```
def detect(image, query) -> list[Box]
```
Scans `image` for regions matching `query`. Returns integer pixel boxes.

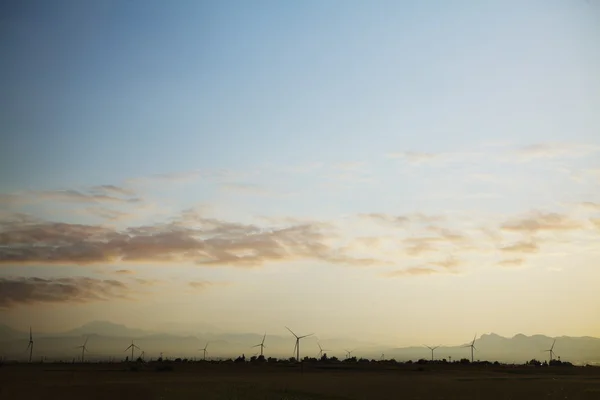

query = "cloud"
[126,169,237,186]
[37,189,142,204]
[1,189,142,207]
[83,207,131,221]
[500,241,539,253]
[0,277,129,308]
[218,183,275,196]
[188,280,230,290]
[404,237,439,256]
[115,269,135,275]
[497,258,524,267]
[591,218,600,230]
[513,143,600,161]
[0,212,379,267]
[134,278,162,286]
[384,259,460,277]
[384,267,440,277]
[359,213,446,227]
[501,212,583,233]
[385,150,484,166]
[430,256,461,271]
[579,202,600,211]
[359,213,409,226]
[90,185,136,197]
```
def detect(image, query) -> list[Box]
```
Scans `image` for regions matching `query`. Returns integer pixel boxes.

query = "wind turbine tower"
[26,327,34,363]
[462,335,477,363]
[252,334,266,357]
[200,342,209,361]
[344,349,355,359]
[76,337,90,362]
[286,327,313,362]
[543,339,556,363]
[317,342,330,358]
[424,345,440,362]
[125,340,141,361]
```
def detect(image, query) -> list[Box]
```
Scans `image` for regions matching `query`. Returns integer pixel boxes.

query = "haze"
[1,0,599,349]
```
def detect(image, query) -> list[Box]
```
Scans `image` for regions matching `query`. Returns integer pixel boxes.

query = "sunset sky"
[1,0,599,347]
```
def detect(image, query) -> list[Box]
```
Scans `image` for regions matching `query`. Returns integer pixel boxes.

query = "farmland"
[1,362,599,400]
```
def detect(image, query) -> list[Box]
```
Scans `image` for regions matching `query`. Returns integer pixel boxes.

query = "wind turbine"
[344,349,355,359]
[125,340,141,361]
[462,335,477,363]
[424,345,440,361]
[76,337,90,362]
[317,342,330,358]
[543,339,556,363]
[26,327,34,363]
[252,334,267,357]
[199,342,209,361]
[285,327,313,362]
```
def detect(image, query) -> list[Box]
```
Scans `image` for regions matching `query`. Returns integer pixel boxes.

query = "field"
[1,362,600,400]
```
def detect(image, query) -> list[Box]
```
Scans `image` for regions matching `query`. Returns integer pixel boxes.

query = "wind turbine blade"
[262,333,266,344]
[252,344,260,348]
[84,337,89,346]
[472,346,477,351]
[299,333,314,339]
[285,327,298,338]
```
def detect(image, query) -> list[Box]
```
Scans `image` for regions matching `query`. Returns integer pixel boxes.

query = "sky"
[1,0,599,347]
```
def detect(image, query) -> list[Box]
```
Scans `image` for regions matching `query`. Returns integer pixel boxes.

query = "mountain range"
[2,321,599,365]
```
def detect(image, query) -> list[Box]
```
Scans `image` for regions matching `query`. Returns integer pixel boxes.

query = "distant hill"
[386,333,600,365]
[1,323,598,365]
[0,324,23,341]
[62,321,150,338]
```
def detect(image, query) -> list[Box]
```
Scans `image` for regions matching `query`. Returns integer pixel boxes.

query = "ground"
[1,362,599,399]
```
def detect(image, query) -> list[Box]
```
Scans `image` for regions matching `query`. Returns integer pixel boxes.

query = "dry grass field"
[1,362,600,400]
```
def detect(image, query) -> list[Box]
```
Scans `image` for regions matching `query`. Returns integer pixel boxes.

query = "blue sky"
[1,0,599,346]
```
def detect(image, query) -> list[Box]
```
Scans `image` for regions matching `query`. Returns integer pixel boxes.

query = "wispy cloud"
[430,256,461,272]
[383,267,440,278]
[579,202,600,211]
[359,213,409,226]
[82,207,132,221]
[513,143,600,161]
[497,258,525,267]
[500,241,539,253]
[126,169,237,186]
[1,188,141,206]
[188,280,230,290]
[115,269,135,275]
[501,211,584,233]
[38,189,141,204]
[90,185,136,197]
[0,277,129,308]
